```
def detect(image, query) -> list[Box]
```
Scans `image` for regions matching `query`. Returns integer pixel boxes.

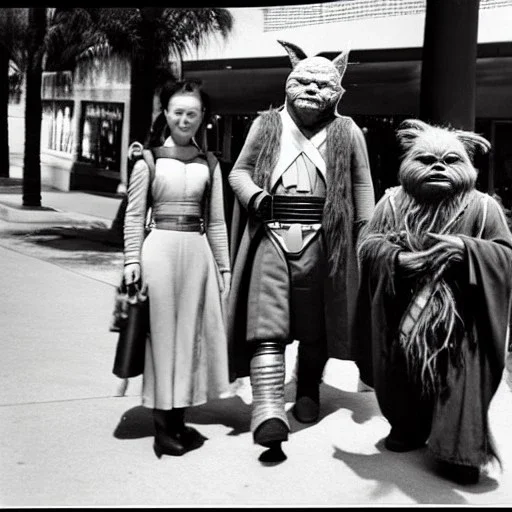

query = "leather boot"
[250,341,290,450]
[153,408,187,458]
[292,341,328,423]
[179,408,207,452]
[153,408,206,458]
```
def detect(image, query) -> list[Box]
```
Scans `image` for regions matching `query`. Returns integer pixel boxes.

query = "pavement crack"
[0,395,135,407]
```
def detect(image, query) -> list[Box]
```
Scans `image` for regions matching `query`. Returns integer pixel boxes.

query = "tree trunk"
[420,0,480,131]
[0,47,10,178]
[22,7,47,207]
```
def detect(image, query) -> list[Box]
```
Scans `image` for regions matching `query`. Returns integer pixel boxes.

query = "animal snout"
[431,163,446,172]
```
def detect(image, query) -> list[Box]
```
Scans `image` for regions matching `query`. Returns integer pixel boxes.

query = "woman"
[123,80,231,458]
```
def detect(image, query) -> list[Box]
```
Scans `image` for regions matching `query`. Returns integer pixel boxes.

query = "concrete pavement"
[1,182,512,507]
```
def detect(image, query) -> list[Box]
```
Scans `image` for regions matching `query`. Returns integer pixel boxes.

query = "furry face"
[397,119,490,203]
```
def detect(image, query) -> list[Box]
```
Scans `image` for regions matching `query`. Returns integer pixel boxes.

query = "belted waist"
[153,214,205,233]
[269,195,325,224]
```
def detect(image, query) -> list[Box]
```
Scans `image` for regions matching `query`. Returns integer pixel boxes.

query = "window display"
[41,101,74,154]
[79,101,124,172]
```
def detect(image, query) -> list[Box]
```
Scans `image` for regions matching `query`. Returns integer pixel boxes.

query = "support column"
[420,0,480,131]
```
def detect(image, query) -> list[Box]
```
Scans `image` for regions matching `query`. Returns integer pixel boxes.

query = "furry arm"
[357,196,403,283]
[206,162,231,273]
[124,159,150,265]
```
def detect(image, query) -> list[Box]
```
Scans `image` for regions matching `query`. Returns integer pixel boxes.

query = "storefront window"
[206,114,256,163]
[79,101,124,172]
[41,100,74,154]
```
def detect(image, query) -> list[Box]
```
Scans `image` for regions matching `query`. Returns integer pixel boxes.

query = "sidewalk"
[0,179,122,225]
[1,178,512,507]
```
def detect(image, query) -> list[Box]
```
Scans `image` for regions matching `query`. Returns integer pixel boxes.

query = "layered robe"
[227,107,375,380]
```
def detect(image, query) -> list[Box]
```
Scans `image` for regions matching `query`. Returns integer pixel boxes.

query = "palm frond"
[159,8,234,60]
[0,8,29,70]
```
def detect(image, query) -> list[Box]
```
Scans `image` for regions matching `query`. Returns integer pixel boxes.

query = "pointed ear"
[277,40,308,68]
[454,130,491,158]
[332,50,350,80]
[396,119,430,152]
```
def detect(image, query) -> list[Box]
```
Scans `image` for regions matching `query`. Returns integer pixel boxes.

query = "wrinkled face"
[286,57,342,115]
[399,128,477,202]
[165,92,204,146]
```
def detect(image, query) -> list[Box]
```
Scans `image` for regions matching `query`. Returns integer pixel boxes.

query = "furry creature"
[356,118,512,483]
[360,119,491,394]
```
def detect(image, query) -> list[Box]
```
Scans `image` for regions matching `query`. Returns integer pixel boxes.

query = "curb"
[0,201,110,225]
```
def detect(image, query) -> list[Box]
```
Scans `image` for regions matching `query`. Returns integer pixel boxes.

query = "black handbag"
[112,281,150,378]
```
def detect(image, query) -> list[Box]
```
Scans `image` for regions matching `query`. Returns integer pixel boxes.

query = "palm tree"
[20,7,232,209]
[44,7,233,146]
[0,8,28,178]
[22,7,47,206]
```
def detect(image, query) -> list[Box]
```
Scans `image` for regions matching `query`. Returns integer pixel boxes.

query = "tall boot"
[292,340,328,423]
[153,408,187,458]
[180,408,207,452]
[250,341,290,450]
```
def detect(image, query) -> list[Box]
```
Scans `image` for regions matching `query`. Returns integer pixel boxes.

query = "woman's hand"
[124,263,141,286]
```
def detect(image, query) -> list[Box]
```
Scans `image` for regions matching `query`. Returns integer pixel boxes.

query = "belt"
[268,195,325,224]
[153,215,205,233]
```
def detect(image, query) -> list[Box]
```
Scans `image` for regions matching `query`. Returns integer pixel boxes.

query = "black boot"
[153,408,206,458]
[292,341,328,424]
[153,408,187,458]
[179,408,207,452]
[384,426,428,452]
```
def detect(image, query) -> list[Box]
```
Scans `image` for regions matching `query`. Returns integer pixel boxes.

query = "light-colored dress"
[124,140,231,409]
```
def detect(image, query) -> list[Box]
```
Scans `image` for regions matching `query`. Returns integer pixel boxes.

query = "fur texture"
[359,119,491,395]
[253,109,353,276]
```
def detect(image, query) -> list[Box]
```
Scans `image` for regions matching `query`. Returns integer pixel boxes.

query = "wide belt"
[268,195,325,224]
[153,214,205,233]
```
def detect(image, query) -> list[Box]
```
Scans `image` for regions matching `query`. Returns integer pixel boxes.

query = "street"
[0,197,511,507]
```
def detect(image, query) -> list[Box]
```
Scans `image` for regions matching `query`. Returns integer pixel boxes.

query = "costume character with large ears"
[227,40,375,459]
[354,119,512,484]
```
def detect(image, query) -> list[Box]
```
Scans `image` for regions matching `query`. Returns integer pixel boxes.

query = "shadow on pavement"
[7,225,123,252]
[332,438,500,505]
[187,396,252,436]
[113,395,252,440]
[113,405,153,439]
[286,382,381,435]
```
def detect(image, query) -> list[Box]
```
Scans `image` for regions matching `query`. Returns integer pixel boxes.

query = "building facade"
[184,0,512,205]
[7,1,512,205]
[9,55,132,194]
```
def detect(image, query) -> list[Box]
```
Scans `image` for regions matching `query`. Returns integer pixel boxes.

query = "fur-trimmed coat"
[227,108,375,380]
